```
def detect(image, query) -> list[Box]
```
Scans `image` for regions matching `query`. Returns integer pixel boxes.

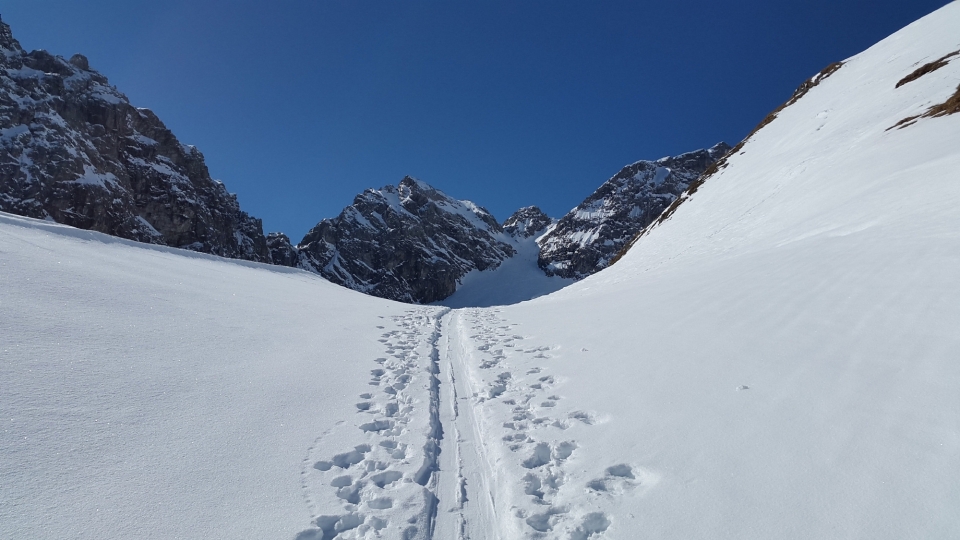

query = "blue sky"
[2,1,949,239]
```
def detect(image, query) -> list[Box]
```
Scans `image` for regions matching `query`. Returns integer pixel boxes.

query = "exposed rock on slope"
[297,176,516,304]
[0,17,269,261]
[537,143,730,279]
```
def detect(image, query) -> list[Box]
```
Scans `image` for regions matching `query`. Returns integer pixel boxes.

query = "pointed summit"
[297,177,515,303]
[503,206,552,238]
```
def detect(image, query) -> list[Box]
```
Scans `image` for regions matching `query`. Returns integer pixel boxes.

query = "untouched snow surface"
[0,214,419,539]
[438,233,574,308]
[4,4,960,539]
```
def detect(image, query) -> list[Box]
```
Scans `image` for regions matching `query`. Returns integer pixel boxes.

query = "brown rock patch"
[895,50,959,88]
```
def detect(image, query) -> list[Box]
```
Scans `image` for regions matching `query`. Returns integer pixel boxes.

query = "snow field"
[439,233,574,309]
[0,214,416,540]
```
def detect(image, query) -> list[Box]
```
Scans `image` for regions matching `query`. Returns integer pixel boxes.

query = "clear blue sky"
[2,1,949,240]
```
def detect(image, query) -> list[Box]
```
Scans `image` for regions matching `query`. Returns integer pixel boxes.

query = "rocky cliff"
[502,205,552,238]
[0,17,269,261]
[537,143,731,279]
[296,176,516,303]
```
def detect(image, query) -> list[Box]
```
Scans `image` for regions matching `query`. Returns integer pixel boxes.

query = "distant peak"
[504,206,552,238]
[709,141,733,156]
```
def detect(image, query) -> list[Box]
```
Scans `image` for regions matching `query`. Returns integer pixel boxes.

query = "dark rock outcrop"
[537,143,731,279]
[266,232,301,267]
[0,16,269,261]
[503,206,552,238]
[296,176,515,304]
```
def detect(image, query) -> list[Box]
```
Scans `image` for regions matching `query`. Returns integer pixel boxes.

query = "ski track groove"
[295,307,631,539]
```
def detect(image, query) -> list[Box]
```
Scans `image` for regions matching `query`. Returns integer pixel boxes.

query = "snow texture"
[3,4,960,540]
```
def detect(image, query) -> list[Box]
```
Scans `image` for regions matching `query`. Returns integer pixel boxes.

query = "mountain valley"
[3,4,960,540]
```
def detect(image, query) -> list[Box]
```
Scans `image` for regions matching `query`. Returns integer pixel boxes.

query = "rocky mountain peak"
[0,16,23,53]
[295,177,515,303]
[503,206,552,238]
[0,18,269,262]
[537,143,730,279]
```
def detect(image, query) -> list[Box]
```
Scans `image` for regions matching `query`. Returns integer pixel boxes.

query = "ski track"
[297,308,447,540]
[296,307,636,539]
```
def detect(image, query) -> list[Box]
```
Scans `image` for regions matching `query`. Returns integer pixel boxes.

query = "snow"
[90,84,124,104]
[133,216,162,238]
[367,187,419,221]
[128,157,191,184]
[0,124,29,143]
[437,234,574,308]
[70,164,119,188]
[650,165,670,186]
[434,196,497,233]
[0,212,415,540]
[128,133,159,146]
[3,4,960,540]
[462,5,960,537]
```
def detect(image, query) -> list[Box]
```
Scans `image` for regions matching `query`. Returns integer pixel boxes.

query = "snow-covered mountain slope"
[0,17,269,261]
[438,207,574,308]
[537,143,730,279]
[454,3,960,538]
[4,4,960,540]
[293,176,517,304]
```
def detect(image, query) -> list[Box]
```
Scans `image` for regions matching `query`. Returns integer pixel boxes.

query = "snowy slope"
[0,212,428,539]
[437,231,574,308]
[537,144,729,279]
[446,4,960,538]
[3,4,960,540]
[436,205,574,308]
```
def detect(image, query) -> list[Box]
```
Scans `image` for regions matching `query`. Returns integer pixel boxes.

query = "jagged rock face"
[0,18,269,261]
[297,176,516,304]
[503,206,552,238]
[538,143,731,279]
[266,232,300,267]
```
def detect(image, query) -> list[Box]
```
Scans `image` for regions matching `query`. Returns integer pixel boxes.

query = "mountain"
[3,4,960,540]
[537,143,730,279]
[0,15,727,299]
[0,16,269,262]
[502,205,552,238]
[295,176,516,304]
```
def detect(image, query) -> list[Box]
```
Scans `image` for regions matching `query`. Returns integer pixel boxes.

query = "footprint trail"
[295,307,647,539]
[297,308,448,540]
